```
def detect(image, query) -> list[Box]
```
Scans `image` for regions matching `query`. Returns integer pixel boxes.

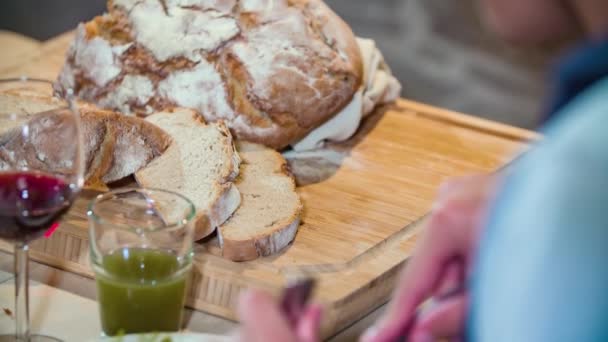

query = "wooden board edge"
[323,259,403,339]
[396,98,540,142]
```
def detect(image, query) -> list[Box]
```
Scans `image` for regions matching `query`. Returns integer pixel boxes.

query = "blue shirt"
[468,40,608,341]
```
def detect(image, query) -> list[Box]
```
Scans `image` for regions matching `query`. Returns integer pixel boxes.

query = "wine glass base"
[0,334,63,342]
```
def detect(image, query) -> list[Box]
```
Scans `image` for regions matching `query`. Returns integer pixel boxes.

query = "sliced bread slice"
[135,108,241,240]
[218,141,302,261]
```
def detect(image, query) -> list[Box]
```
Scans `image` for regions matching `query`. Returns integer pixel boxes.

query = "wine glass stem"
[14,243,30,341]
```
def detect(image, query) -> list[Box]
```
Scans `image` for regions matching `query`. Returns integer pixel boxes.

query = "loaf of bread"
[135,108,242,240]
[55,0,363,149]
[0,91,171,191]
[218,141,302,261]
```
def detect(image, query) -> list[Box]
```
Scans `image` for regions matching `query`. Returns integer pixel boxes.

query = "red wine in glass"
[1,77,84,342]
[0,171,77,243]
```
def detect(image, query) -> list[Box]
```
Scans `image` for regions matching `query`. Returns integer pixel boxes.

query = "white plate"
[95,332,231,342]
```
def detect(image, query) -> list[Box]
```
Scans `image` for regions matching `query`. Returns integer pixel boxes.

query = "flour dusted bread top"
[55,0,363,149]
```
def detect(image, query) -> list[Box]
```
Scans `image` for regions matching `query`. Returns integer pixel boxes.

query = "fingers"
[237,288,322,342]
[434,258,465,298]
[362,174,496,342]
[361,215,466,341]
[436,174,489,198]
[237,289,298,342]
[296,304,323,342]
[435,174,499,240]
[436,174,497,208]
[409,294,468,342]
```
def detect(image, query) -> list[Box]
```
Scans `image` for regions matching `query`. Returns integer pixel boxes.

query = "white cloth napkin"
[290,37,402,151]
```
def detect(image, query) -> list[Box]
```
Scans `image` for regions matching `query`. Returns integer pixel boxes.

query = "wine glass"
[0,77,85,342]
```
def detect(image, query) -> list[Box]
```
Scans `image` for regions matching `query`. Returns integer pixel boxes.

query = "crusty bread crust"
[79,104,172,190]
[0,91,171,191]
[218,141,302,261]
[200,184,241,240]
[220,218,301,262]
[55,0,363,149]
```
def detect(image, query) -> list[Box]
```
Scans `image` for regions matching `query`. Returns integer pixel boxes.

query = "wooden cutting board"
[0,30,536,338]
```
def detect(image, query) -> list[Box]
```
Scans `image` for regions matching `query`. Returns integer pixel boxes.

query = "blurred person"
[327,0,565,130]
[236,0,608,341]
[381,0,568,129]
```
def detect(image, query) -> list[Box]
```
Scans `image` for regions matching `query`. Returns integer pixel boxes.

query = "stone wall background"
[1,0,563,129]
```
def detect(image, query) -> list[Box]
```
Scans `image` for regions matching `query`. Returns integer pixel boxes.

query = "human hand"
[362,174,499,342]
[235,288,323,342]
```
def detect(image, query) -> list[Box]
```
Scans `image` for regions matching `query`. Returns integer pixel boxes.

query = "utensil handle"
[280,278,316,327]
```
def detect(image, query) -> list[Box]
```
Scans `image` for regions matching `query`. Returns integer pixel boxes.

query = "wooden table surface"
[0,250,379,341]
